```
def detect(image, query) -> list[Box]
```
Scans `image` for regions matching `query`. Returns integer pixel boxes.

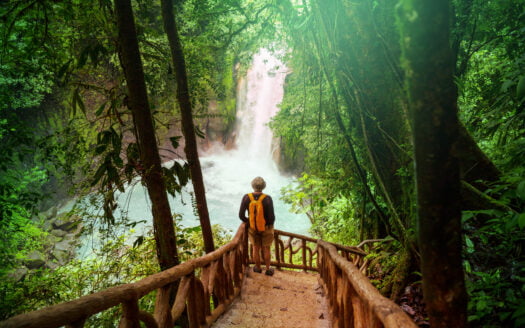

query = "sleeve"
[263,196,275,226]
[239,194,249,223]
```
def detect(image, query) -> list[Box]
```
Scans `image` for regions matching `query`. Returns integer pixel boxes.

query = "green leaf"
[501,79,514,92]
[465,236,475,253]
[73,89,85,115]
[98,130,111,145]
[126,143,139,162]
[195,126,205,139]
[518,213,525,230]
[112,152,123,168]
[124,164,134,182]
[170,136,182,149]
[107,163,118,181]
[517,181,525,201]
[94,144,107,155]
[133,236,145,248]
[110,127,121,152]
[462,211,475,223]
[77,45,90,68]
[171,161,189,187]
[57,59,72,78]
[517,75,525,99]
[95,102,107,116]
[91,162,107,186]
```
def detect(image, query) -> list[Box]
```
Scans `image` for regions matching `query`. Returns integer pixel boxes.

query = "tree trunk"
[160,0,215,253]
[399,0,468,327]
[114,0,179,270]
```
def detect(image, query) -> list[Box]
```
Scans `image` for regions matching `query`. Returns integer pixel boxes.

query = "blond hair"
[251,176,266,192]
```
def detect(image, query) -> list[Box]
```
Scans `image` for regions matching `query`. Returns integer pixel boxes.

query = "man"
[239,176,275,276]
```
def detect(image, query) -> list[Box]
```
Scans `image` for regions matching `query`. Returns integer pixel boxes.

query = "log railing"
[270,229,368,272]
[0,223,250,328]
[1,225,417,328]
[317,240,417,328]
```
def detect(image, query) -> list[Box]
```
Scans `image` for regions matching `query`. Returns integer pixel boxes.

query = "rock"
[45,261,60,270]
[43,206,58,220]
[52,213,81,232]
[51,249,70,265]
[54,239,74,253]
[6,266,29,282]
[31,214,40,223]
[52,219,77,231]
[24,250,46,269]
[45,233,61,245]
[43,219,54,231]
[50,229,67,237]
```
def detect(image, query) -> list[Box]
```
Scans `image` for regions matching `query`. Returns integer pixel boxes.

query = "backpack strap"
[248,193,266,201]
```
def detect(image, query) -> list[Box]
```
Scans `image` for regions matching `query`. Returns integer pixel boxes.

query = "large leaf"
[170,136,182,149]
[517,75,525,99]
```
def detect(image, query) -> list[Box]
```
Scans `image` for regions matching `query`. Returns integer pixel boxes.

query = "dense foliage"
[0,0,274,321]
[270,0,525,326]
[1,0,524,326]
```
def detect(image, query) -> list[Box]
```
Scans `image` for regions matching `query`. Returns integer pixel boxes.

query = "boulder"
[43,206,58,220]
[51,249,70,265]
[6,266,29,282]
[24,250,46,269]
[50,229,67,237]
[45,233,61,245]
[43,218,54,231]
[52,219,78,231]
[54,238,74,253]
[52,213,82,232]
[45,261,60,270]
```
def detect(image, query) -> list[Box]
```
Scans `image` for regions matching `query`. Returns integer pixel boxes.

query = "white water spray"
[79,50,310,257]
[196,49,309,234]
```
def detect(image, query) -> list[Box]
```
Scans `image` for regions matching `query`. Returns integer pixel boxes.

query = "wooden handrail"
[270,229,368,272]
[0,223,250,328]
[1,225,416,328]
[317,240,417,328]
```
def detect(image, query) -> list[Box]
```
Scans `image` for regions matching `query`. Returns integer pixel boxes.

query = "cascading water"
[78,50,309,257]
[195,49,310,234]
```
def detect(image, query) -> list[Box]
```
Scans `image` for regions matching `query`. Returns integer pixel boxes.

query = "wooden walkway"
[212,269,331,328]
[0,226,417,328]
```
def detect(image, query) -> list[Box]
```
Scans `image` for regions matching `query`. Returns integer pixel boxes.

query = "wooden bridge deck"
[212,269,331,328]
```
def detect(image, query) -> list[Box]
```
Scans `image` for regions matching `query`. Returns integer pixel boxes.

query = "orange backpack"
[248,193,266,232]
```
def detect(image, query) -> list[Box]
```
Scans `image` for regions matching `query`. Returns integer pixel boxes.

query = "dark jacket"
[239,192,275,227]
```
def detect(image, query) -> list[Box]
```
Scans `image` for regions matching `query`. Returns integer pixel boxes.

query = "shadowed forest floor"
[211,268,331,328]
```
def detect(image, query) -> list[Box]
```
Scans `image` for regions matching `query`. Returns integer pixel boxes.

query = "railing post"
[120,296,141,328]
[186,275,199,328]
[65,317,87,328]
[274,232,281,269]
[302,239,307,271]
[154,285,173,327]
[243,224,251,266]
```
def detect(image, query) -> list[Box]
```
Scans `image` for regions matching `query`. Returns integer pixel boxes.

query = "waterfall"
[78,50,310,257]
[195,49,309,235]
[234,49,285,163]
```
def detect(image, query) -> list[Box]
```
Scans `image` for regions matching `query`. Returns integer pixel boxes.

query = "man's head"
[251,176,266,192]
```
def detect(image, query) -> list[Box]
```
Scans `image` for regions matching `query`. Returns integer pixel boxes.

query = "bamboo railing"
[1,224,417,328]
[317,240,418,328]
[0,224,250,328]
